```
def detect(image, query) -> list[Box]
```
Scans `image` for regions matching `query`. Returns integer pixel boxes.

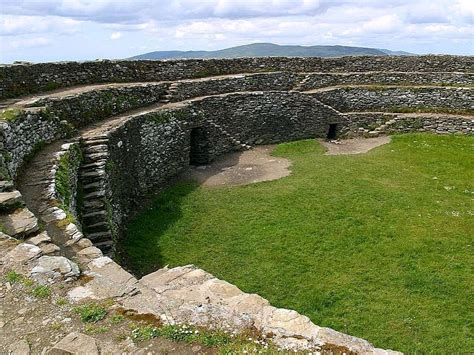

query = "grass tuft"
[5,270,22,284]
[32,285,51,298]
[73,303,108,323]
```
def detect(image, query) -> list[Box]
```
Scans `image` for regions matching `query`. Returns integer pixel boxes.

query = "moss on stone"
[150,109,189,124]
[55,144,83,222]
[0,108,24,122]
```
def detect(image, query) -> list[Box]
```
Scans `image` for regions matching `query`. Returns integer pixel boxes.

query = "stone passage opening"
[327,123,338,139]
[189,127,210,165]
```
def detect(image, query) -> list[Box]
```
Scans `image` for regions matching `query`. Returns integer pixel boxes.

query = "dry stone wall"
[169,72,301,101]
[0,111,71,179]
[1,55,473,99]
[192,92,341,148]
[106,108,193,239]
[102,91,341,245]
[33,83,168,127]
[296,72,474,91]
[312,86,474,113]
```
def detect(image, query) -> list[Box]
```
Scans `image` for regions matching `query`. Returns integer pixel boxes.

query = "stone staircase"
[367,116,401,137]
[205,118,252,151]
[159,82,179,104]
[292,74,312,91]
[80,136,113,254]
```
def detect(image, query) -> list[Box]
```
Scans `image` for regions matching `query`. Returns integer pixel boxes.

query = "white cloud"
[0,0,473,62]
[0,15,80,36]
[110,31,122,40]
[1,36,52,50]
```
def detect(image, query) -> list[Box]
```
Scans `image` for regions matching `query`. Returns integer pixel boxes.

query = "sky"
[0,0,473,63]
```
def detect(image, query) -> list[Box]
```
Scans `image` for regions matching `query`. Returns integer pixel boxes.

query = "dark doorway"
[327,123,338,139]
[189,127,210,165]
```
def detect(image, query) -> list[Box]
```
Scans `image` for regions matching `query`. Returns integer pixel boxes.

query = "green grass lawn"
[119,134,474,353]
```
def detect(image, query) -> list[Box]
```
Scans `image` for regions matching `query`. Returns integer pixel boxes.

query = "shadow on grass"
[116,181,199,278]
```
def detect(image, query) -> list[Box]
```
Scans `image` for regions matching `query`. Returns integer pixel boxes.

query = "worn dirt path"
[179,145,291,187]
[319,136,391,155]
[180,137,392,188]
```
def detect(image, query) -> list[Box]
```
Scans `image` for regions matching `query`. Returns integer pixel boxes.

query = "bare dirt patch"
[319,136,391,155]
[179,145,291,187]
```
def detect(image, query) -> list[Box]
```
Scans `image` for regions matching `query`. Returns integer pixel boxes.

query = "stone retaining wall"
[340,112,474,136]
[169,72,301,101]
[104,92,341,231]
[0,84,166,179]
[1,55,472,99]
[296,72,474,91]
[34,83,167,128]
[106,108,194,236]
[312,86,474,113]
[0,111,71,179]
[192,92,342,149]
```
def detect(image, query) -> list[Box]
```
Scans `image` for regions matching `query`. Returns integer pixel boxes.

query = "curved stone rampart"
[1,55,472,99]
[1,56,473,353]
[311,86,474,113]
[295,71,474,91]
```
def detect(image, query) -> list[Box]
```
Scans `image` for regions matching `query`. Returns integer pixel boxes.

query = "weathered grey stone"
[2,243,42,268]
[41,207,67,223]
[49,332,98,355]
[25,231,51,246]
[0,190,23,210]
[120,264,401,353]
[40,242,61,255]
[68,257,137,301]
[75,246,102,265]
[8,339,30,355]
[0,208,39,238]
[30,255,80,284]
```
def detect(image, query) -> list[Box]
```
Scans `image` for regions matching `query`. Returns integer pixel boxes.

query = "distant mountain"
[379,49,414,56]
[131,43,414,60]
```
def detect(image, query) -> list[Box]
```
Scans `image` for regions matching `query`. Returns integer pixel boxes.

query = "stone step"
[83,135,108,142]
[82,210,107,224]
[94,240,114,253]
[0,208,39,239]
[81,161,106,170]
[82,181,105,192]
[81,169,105,179]
[84,152,109,163]
[86,221,109,234]
[87,231,112,242]
[0,190,24,212]
[82,139,109,146]
[25,231,51,246]
[84,190,106,200]
[83,145,108,154]
[83,199,105,210]
[40,242,61,255]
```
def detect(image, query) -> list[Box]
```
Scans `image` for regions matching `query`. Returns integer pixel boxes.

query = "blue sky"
[0,0,473,63]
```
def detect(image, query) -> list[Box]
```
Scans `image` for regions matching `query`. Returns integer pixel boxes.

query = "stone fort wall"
[0,55,473,353]
[1,55,473,98]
